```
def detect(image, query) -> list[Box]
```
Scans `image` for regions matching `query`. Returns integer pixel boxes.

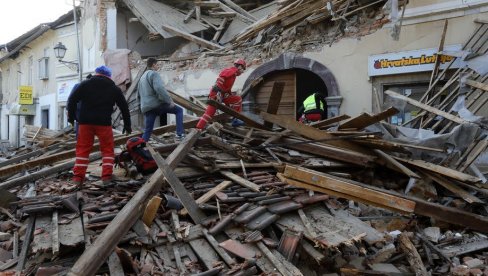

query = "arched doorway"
[243,53,342,120]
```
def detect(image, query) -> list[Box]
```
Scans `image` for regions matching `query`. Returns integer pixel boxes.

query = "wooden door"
[253,70,296,118]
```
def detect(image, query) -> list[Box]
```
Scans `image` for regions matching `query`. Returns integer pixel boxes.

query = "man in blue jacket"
[67,65,131,186]
[138,57,184,142]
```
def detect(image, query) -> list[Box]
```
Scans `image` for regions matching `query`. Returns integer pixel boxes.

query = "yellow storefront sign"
[19,86,33,105]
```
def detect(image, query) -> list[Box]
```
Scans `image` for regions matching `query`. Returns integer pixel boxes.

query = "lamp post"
[54,42,80,74]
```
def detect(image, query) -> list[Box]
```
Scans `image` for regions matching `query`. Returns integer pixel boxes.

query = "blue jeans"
[142,103,184,142]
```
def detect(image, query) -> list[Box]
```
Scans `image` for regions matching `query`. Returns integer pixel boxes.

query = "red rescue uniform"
[196,67,242,129]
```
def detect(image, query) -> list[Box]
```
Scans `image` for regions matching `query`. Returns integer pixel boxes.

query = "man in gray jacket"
[138,57,184,141]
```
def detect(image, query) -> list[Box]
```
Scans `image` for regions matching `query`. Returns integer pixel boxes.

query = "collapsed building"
[0,0,488,275]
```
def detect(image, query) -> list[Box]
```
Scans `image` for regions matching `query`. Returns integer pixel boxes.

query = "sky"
[0,0,76,45]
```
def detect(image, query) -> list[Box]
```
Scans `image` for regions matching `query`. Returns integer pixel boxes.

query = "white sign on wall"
[368,44,466,76]
[57,80,78,102]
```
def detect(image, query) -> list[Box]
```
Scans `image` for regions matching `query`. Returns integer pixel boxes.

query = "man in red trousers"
[67,65,131,186]
[196,59,246,130]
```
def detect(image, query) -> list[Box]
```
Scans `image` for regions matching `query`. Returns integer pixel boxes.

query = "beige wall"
[304,12,488,117]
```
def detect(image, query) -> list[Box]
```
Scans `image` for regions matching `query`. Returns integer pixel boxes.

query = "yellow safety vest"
[303,94,324,112]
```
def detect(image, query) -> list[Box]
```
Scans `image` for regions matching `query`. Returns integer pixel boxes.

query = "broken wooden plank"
[208,99,269,130]
[220,170,260,192]
[464,78,488,93]
[260,112,369,154]
[147,143,206,224]
[162,24,223,50]
[264,81,285,129]
[312,114,351,129]
[338,107,399,130]
[395,157,481,184]
[282,165,416,213]
[180,180,231,216]
[374,149,420,179]
[398,232,428,276]
[142,196,162,226]
[426,172,484,204]
[384,90,469,125]
[68,129,201,276]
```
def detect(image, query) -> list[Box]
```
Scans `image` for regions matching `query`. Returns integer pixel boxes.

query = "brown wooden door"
[253,70,296,118]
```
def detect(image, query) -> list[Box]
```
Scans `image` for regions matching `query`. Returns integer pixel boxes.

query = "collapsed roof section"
[118,0,391,54]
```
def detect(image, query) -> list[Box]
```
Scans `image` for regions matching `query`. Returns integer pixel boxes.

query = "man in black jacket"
[67,65,131,186]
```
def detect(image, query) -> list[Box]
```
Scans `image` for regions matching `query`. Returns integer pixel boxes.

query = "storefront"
[368,45,467,127]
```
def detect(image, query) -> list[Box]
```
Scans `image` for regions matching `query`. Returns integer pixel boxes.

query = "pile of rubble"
[0,88,487,275]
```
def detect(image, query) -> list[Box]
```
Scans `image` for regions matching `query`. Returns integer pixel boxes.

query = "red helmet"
[234,59,246,70]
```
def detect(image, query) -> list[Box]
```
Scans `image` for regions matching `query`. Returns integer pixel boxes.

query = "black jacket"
[67,75,131,128]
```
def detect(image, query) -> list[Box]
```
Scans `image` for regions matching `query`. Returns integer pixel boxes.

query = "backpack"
[124,137,158,174]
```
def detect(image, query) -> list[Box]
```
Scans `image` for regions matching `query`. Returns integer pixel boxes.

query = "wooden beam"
[465,78,488,92]
[395,157,480,184]
[398,233,428,276]
[281,166,488,233]
[208,100,268,130]
[312,114,351,128]
[180,180,232,215]
[161,24,223,50]
[373,149,420,179]
[220,170,260,192]
[168,89,206,116]
[428,19,448,90]
[282,165,416,213]
[264,82,285,129]
[68,130,201,276]
[260,112,369,154]
[281,137,376,167]
[220,0,257,21]
[426,172,484,204]
[384,90,469,125]
[338,107,399,130]
[147,143,206,224]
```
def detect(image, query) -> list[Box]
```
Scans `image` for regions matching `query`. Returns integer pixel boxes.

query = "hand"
[169,102,176,109]
[123,126,132,135]
[68,118,75,126]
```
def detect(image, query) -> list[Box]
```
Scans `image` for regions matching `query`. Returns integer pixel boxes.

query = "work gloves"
[123,126,132,135]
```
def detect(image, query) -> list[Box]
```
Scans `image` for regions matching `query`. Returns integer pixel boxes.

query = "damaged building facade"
[0,10,84,147]
[1,1,488,275]
[1,0,488,145]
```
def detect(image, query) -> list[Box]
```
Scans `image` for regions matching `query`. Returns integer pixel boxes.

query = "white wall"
[36,93,57,130]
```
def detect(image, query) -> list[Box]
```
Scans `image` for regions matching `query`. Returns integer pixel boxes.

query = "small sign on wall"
[57,80,78,102]
[19,86,33,104]
[368,44,466,76]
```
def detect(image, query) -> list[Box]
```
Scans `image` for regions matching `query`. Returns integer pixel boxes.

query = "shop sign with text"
[368,45,466,76]
[19,86,33,105]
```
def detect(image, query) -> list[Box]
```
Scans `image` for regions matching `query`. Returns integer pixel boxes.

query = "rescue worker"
[67,65,131,186]
[196,59,246,130]
[298,92,327,124]
[138,57,185,142]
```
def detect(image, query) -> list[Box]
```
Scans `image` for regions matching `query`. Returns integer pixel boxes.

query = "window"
[38,57,49,80]
[28,56,33,85]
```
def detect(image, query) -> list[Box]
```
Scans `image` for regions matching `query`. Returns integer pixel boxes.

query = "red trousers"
[196,89,242,129]
[72,124,115,183]
[299,113,322,123]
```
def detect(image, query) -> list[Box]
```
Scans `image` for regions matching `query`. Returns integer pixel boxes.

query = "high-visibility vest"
[303,93,324,112]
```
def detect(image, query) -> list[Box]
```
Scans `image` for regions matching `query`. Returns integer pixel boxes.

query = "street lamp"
[54,42,79,72]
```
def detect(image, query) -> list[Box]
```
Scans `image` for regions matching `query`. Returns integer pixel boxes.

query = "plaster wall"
[304,12,488,117]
